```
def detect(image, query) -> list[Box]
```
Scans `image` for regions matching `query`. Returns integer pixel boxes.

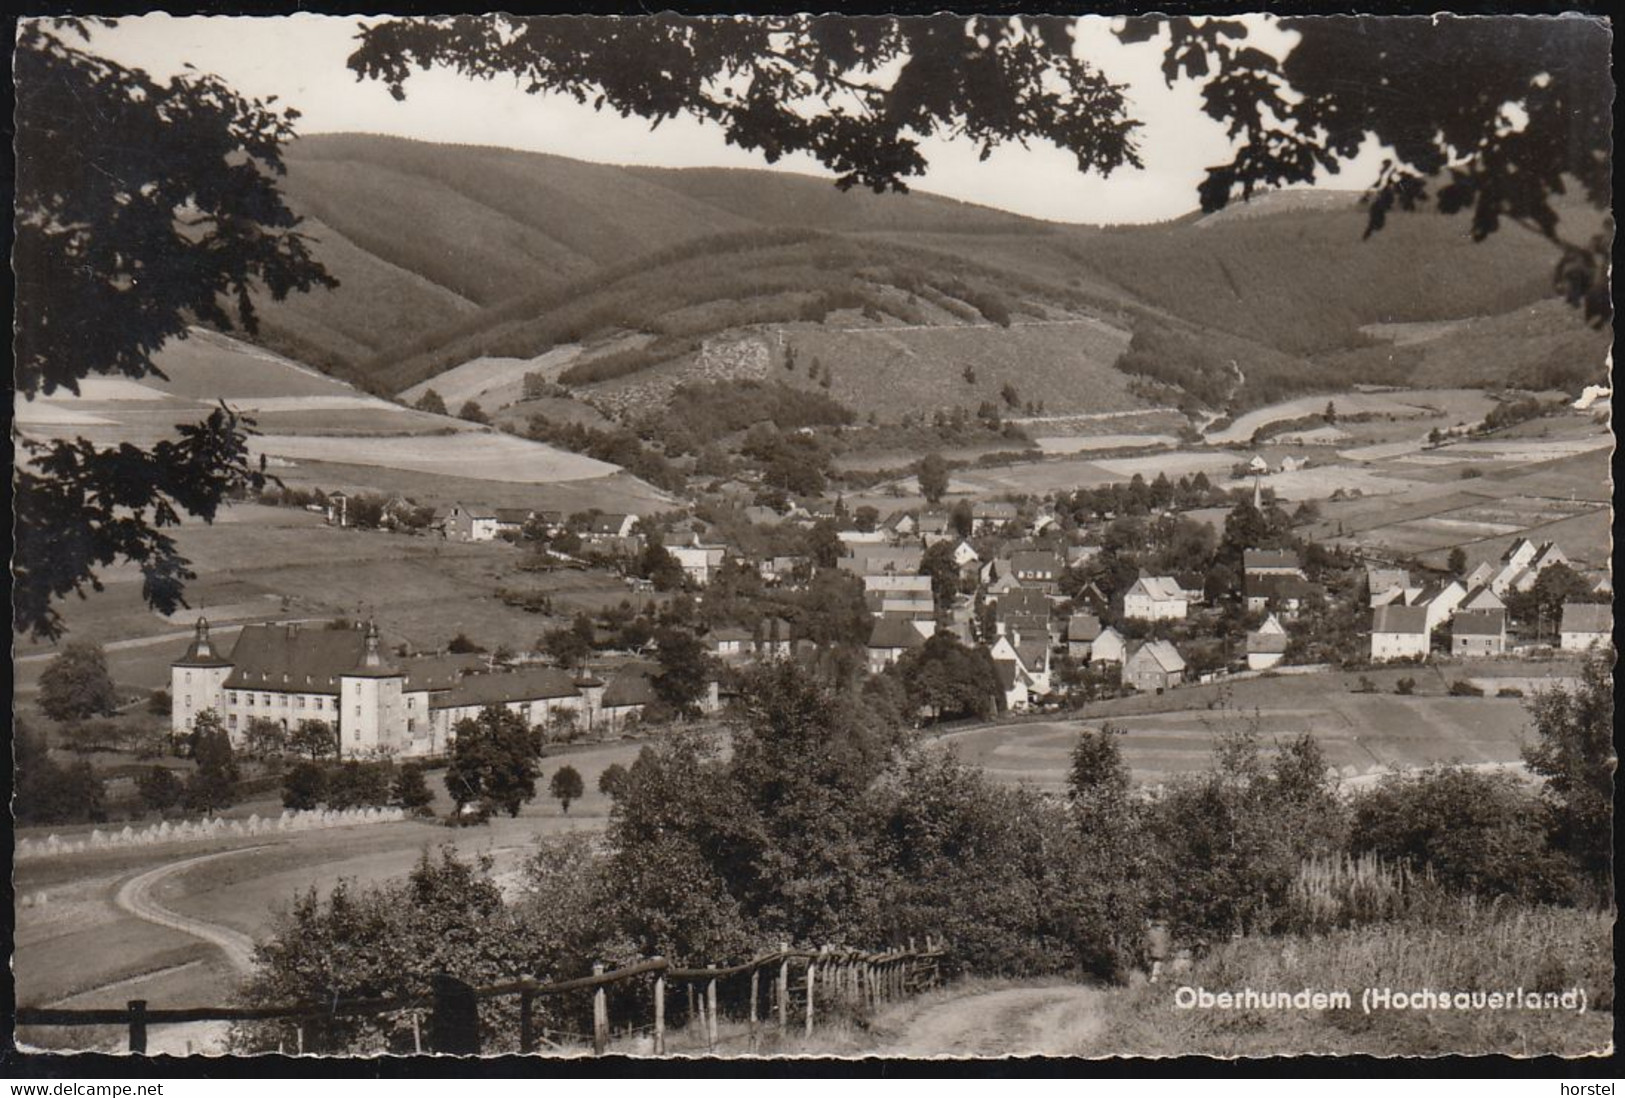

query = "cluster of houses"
[1366,538,1611,660]
[170,617,709,759]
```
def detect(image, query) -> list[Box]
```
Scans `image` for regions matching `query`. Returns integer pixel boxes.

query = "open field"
[249,430,618,483]
[13,740,647,1040]
[12,506,656,699]
[936,661,1577,793]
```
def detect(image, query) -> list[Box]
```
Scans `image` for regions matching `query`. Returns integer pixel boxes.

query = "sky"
[79,13,1387,225]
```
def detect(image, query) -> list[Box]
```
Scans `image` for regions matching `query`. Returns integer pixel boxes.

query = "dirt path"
[880,984,1107,1057]
[114,845,278,974]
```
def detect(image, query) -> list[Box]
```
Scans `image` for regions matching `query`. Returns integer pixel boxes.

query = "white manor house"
[170,618,668,757]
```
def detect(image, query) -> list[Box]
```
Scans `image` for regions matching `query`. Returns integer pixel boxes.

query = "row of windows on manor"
[180,689,426,718]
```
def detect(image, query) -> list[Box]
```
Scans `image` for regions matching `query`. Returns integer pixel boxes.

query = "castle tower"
[170,617,233,738]
[340,620,405,758]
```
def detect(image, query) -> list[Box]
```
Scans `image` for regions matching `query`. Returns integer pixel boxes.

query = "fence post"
[804,953,817,1037]
[430,973,480,1055]
[777,943,790,1033]
[519,984,536,1054]
[411,1011,422,1054]
[127,1000,147,1055]
[653,975,666,1056]
[592,963,608,1055]
[705,967,719,1052]
[749,967,760,1051]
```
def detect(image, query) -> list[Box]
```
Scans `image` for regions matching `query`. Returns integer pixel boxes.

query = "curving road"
[880,985,1107,1057]
[114,845,279,975]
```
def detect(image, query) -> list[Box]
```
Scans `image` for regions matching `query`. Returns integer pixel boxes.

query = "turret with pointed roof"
[174,616,233,668]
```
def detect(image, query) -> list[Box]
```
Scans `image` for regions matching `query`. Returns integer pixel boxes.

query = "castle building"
[170,618,700,758]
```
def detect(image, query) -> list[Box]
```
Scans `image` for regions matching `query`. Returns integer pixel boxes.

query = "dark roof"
[174,619,233,668]
[1561,602,1612,634]
[997,588,1050,618]
[868,616,927,650]
[1245,574,1315,599]
[400,654,486,691]
[1451,609,1506,636]
[708,625,754,644]
[1011,550,1063,575]
[434,666,580,709]
[992,659,1021,691]
[602,660,661,708]
[492,507,533,524]
[1372,605,1428,635]
[1244,548,1301,570]
[1013,640,1048,670]
[1067,614,1102,642]
[224,625,367,693]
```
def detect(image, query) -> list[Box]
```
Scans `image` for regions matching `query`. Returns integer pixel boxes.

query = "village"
[167,452,1614,759]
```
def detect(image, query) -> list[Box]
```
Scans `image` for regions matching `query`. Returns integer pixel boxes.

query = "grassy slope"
[235,134,1606,419]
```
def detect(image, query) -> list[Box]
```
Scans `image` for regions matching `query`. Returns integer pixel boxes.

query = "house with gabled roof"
[1067,614,1102,660]
[1091,626,1127,665]
[1011,549,1065,593]
[1460,584,1505,613]
[863,573,935,617]
[1451,609,1507,657]
[1243,548,1304,577]
[991,633,1052,706]
[1559,602,1612,651]
[1244,573,1315,617]
[1412,577,1466,633]
[866,614,929,674]
[1246,614,1289,670]
[669,542,728,586]
[1123,576,1190,621]
[1371,604,1429,661]
[1122,640,1186,693]
[971,500,1020,533]
[1366,565,1419,608]
[447,502,501,542]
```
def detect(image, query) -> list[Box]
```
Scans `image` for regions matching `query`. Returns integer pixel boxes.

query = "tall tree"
[651,627,716,719]
[917,453,950,505]
[1523,650,1615,901]
[445,706,542,820]
[13,19,335,639]
[38,641,119,722]
[183,710,240,815]
[549,765,585,814]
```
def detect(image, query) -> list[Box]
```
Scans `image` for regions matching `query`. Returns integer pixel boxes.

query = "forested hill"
[247,132,1608,413]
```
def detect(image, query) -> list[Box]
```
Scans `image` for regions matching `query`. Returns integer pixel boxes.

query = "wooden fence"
[15,938,945,1056]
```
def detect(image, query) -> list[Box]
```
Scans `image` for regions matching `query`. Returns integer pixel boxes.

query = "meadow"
[12,739,647,1039]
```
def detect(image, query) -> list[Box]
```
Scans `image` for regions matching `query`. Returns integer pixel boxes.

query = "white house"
[1123,576,1190,621]
[1412,578,1467,634]
[1370,604,1429,662]
[1246,614,1289,670]
[668,543,728,586]
[1559,603,1612,651]
[1091,626,1127,665]
[950,540,980,568]
[1459,584,1505,613]
[446,503,502,542]
[1367,566,1419,608]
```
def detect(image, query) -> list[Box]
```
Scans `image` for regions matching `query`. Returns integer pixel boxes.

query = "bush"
[1394,677,1417,696]
[1448,679,1485,697]
[1496,686,1525,698]
[282,761,328,811]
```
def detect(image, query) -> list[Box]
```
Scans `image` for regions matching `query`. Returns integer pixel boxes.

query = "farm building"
[706,625,756,663]
[1451,610,1508,657]
[839,544,925,576]
[669,542,728,586]
[1413,578,1467,633]
[1091,627,1127,664]
[1370,605,1429,662]
[915,512,953,542]
[587,513,640,539]
[1366,566,1419,608]
[1243,548,1304,577]
[1067,613,1102,660]
[971,501,1020,533]
[1244,574,1315,617]
[1246,615,1289,671]
[1559,603,1612,652]
[446,502,501,542]
[1123,576,1192,621]
[863,573,935,616]
[1122,640,1187,693]
[1010,549,1065,593]
[1460,584,1505,613]
[866,614,929,674]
